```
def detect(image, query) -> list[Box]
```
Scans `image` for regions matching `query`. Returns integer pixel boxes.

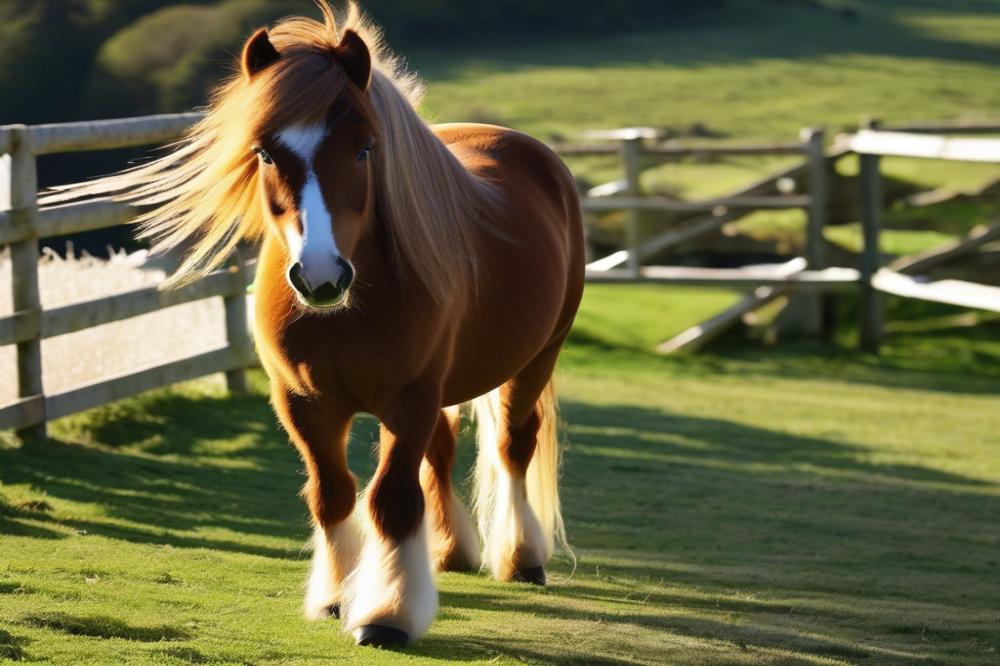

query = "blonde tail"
[528,380,569,560]
[471,379,570,579]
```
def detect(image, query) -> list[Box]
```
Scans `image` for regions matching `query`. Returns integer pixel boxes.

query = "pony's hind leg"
[342,384,440,646]
[271,387,361,621]
[420,407,480,572]
[474,344,566,585]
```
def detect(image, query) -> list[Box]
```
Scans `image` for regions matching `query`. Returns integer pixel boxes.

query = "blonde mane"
[43,1,497,300]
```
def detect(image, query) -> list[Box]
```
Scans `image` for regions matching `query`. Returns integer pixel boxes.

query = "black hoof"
[354,624,409,647]
[323,603,340,620]
[513,565,546,585]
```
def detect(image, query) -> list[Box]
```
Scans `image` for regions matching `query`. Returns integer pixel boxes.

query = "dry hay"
[0,247,231,406]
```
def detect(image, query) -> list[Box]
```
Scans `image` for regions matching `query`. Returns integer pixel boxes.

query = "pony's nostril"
[287,262,310,296]
[336,257,355,290]
[310,281,346,307]
[287,259,351,308]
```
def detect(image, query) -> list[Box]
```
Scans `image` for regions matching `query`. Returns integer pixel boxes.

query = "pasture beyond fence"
[2,114,999,439]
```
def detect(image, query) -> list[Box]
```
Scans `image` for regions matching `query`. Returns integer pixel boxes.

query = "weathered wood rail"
[0,114,252,440]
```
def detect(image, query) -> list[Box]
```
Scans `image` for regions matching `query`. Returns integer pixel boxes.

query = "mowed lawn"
[1,285,999,665]
[3,2,1000,662]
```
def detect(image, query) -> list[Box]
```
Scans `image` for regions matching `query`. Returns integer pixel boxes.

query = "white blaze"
[277,124,348,291]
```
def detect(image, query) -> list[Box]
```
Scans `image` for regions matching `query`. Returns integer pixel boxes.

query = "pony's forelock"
[41,1,497,300]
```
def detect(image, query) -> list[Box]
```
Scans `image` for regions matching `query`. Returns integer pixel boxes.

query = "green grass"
[416,1,1000,142]
[3,285,1000,665]
[414,0,1000,254]
[3,1,1000,662]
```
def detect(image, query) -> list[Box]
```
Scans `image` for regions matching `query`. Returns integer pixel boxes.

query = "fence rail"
[848,129,1000,162]
[585,265,860,289]
[2,114,1000,436]
[0,266,245,348]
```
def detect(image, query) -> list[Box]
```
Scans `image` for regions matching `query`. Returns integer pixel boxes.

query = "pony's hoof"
[354,624,409,647]
[323,603,340,620]
[513,566,546,585]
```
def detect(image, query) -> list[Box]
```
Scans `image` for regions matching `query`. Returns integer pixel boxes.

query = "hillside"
[417,1,1000,141]
[4,1,998,138]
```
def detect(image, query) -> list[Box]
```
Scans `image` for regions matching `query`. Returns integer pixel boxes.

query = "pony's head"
[43,1,497,310]
[241,23,378,308]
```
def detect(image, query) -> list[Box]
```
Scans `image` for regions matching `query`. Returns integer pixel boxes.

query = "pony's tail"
[471,379,571,578]
[528,380,567,560]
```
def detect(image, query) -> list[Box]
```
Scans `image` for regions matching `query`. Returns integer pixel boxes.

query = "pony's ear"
[242,28,280,80]
[332,30,372,92]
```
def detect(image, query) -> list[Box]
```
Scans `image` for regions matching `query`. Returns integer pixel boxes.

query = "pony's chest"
[260,316,377,387]
[255,304,432,411]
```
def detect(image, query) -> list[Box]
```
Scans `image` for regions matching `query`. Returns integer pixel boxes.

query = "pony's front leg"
[271,388,360,621]
[343,385,440,646]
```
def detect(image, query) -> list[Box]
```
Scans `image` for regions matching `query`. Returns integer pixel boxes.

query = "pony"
[45,1,584,647]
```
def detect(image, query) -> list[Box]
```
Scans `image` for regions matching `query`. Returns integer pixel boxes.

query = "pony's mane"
[43,1,497,299]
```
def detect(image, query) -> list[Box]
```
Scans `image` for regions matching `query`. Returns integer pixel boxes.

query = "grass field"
[3,1,1000,663]
[417,0,1000,142]
[416,0,1000,250]
[2,286,999,665]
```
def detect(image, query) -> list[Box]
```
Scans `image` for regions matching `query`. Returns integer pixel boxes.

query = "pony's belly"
[442,283,573,405]
[440,357,528,406]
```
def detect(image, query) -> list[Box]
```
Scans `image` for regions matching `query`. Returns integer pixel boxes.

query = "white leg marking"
[341,516,438,641]
[484,471,548,581]
[304,516,362,620]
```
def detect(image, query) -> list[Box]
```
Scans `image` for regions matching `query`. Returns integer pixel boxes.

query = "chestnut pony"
[47,2,584,647]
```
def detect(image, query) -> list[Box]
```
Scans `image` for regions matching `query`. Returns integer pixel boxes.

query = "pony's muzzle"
[287,257,354,308]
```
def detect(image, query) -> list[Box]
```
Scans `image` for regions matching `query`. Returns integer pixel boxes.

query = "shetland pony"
[45,2,584,647]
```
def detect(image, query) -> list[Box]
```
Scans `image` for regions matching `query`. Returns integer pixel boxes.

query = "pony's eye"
[357,144,374,162]
[253,146,273,165]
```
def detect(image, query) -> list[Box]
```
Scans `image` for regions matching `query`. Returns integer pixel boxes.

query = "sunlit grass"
[2,283,999,664]
[2,1,1000,662]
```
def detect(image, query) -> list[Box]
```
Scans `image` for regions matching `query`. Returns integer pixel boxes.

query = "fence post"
[223,249,251,394]
[620,136,642,277]
[1,126,46,440]
[776,128,827,337]
[803,128,827,272]
[801,127,829,335]
[858,117,884,353]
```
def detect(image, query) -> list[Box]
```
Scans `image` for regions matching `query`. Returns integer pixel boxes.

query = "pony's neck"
[365,73,498,303]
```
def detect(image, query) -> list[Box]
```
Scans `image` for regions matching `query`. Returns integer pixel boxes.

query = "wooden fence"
[568,121,1000,353]
[0,114,253,440]
[848,120,1000,352]
[2,114,999,437]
